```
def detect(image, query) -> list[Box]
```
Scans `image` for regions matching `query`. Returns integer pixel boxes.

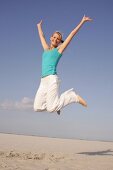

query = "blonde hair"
[53,31,64,43]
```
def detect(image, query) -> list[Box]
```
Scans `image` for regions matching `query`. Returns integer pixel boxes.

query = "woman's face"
[50,32,62,47]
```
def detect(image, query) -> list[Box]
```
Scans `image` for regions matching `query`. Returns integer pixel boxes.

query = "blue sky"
[0,0,113,141]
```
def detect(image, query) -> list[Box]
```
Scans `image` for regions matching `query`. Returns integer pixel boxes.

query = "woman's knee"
[33,104,40,112]
[33,103,44,112]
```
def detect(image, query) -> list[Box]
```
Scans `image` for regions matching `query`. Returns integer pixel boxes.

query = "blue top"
[41,48,62,77]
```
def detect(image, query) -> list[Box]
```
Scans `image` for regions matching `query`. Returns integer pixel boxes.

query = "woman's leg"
[46,75,83,113]
[77,95,87,107]
[34,78,48,112]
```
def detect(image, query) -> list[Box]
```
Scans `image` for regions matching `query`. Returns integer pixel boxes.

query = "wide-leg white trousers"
[34,75,79,113]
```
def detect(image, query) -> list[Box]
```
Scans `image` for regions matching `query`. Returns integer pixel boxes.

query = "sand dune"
[0,133,113,170]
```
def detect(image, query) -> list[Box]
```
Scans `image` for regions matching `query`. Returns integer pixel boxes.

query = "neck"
[49,44,57,50]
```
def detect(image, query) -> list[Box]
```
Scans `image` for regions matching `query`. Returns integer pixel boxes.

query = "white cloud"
[0,97,33,111]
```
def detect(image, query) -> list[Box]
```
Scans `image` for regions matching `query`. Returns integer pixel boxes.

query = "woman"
[34,15,92,115]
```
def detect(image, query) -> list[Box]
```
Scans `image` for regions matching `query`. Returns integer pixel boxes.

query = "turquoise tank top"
[41,48,62,77]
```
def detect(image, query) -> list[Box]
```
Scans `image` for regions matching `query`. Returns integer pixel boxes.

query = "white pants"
[34,75,79,113]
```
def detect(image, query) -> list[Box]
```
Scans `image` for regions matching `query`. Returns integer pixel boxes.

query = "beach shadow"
[77,149,113,156]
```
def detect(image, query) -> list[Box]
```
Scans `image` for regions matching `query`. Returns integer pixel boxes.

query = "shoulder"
[57,45,64,54]
[55,47,62,56]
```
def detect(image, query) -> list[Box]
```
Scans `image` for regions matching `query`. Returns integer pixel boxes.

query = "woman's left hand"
[81,15,93,23]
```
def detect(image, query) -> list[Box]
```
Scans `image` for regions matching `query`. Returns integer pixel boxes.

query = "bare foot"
[77,95,87,107]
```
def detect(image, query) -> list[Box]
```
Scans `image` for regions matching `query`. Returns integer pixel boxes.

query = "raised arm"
[37,20,49,50]
[58,15,92,54]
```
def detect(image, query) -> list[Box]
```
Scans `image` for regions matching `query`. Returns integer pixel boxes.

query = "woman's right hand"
[37,20,43,27]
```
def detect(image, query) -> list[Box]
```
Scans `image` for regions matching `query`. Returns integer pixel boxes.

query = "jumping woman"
[34,15,92,115]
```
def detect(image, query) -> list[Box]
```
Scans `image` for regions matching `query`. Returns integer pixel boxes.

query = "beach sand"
[0,133,113,170]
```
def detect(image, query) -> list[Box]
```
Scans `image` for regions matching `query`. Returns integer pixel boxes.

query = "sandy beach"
[0,133,113,170]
